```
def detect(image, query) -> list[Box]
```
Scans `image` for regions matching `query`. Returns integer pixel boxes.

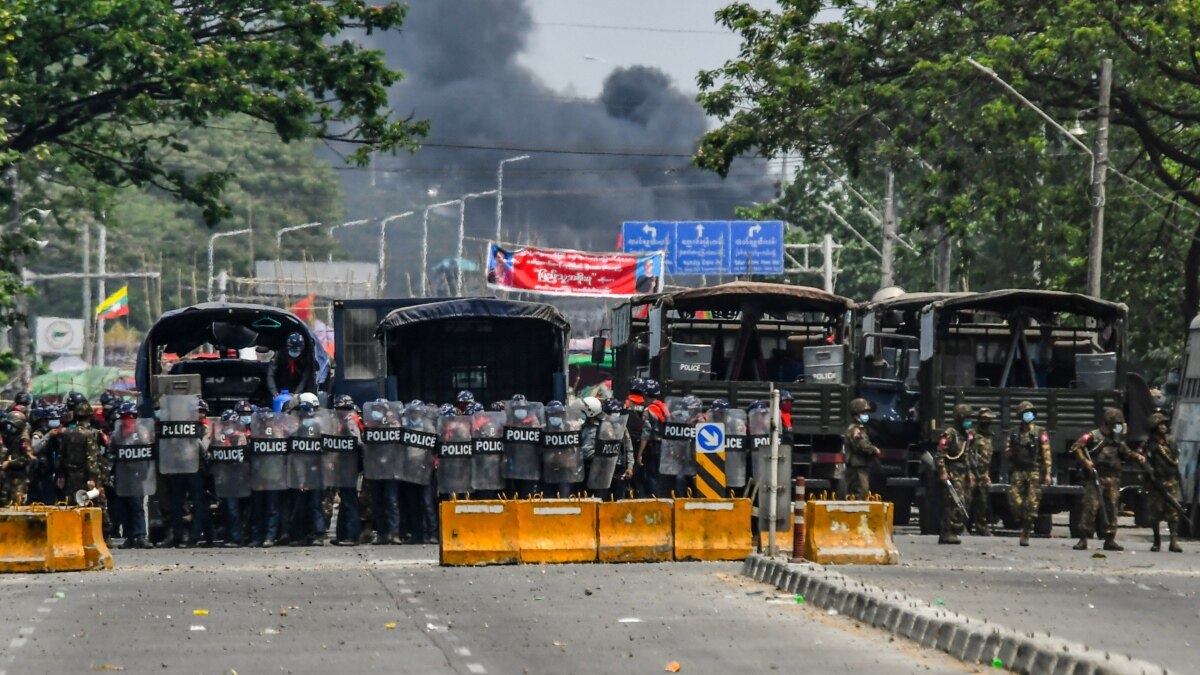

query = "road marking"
[35,607,50,614]
[406,597,420,604]
[455,647,471,657]
[8,638,26,649]
[466,664,486,674]
[17,628,33,636]
[41,598,57,604]
[398,588,414,594]
[424,613,438,620]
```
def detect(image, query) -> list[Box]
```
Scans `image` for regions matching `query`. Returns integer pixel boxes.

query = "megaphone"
[75,488,101,506]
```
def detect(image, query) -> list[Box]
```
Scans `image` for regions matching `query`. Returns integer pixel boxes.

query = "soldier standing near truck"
[1006,401,1052,547]
[843,399,879,500]
[1071,408,1145,551]
[1140,412,1183,552]
[937,404,974,545]
[967,408,996,537]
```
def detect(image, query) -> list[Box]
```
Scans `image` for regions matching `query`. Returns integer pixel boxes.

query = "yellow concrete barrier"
[80,507,113,570]
[597,499,673,563]
[0,507,92,573]
[516,499,599,564]
[802,500,899,565]
[439,500,520,566]
[673,498,752,561]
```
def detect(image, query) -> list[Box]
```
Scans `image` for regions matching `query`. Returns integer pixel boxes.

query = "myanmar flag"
[95,286,130,320]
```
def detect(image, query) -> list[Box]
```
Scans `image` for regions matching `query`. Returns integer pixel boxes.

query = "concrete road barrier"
[803,500,899,564]
[439,500,520,566]
[79,507,113,570]
[673,498,752,561]
[597,499,673,563]
[0,506,107,573]
[516,499,599,564]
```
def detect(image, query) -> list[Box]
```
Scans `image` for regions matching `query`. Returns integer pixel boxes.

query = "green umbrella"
[31,367,127,399]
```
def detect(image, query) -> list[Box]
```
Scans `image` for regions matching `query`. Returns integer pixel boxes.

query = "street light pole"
[459,190,498,296]
[274,221,322,252]
[326,218,371,262]
[377,211,414,295]
[496,155,529,244]
[422,199,462,298]
[208,228,252,301]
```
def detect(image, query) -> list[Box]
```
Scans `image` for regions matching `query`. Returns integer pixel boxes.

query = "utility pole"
[6,169,32,390]
[1086,59,1112,298]
[881,169,897,288]
[82,221,92,364]
[96,222,107,367]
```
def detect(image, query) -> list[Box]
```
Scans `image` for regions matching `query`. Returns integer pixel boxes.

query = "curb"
[742,554,1171,675]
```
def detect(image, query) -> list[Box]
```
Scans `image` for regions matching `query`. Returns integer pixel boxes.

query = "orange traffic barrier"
[79,507,113,570]
[439,500,520,566]
[802,500,899,564]
[515,499,599,564]
[673,498,752,561]
[597,499,673,563]
[0,507,91,573]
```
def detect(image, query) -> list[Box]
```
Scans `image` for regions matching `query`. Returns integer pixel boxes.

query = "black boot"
[1151,525,1162,552]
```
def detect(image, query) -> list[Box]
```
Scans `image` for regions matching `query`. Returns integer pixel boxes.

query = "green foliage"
[697,0,1200,381]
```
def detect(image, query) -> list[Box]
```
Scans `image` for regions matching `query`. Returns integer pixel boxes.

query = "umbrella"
[31,367,130,400]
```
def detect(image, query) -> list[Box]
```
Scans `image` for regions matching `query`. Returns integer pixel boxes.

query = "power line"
[535,21,732,36]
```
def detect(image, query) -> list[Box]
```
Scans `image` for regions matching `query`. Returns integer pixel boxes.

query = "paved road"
[840,525,1199,674]
[0,546,970,675]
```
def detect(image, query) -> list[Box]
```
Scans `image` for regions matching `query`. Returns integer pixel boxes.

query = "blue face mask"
[1021,411,1035,424]
[240,415,252,426]
[1113,423,1124,435]
[153,410,161,420]
[962,420,973,430]
[288,348,302,359]
[370,410,384,422]
[48,419,60,429]
[858,413,869,424]
[302,418,317,427]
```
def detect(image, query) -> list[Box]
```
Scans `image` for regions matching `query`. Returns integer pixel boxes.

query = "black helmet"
[66,391,87,407]
[220,409,239,422]
[13,391,31,407]
[333,394,355,410]
[710,398,730,411]
[196,399,209,414]
[286,332,305,353]
[99,391,116,407]
[601,398,624,415]
[296,401,316,417]
[234,400,255,415]
[628,377,647,395]
[849,398,873,415]
[747,400,768,412]
[779,390,793,401]
[643,379,661,397]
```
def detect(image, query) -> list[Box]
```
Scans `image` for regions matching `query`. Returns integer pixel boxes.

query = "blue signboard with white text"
[620,221,784,276]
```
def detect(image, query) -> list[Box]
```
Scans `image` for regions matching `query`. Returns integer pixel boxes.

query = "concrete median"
[673,497,752,561]
[439,500,520,566]
[516,499,599,564]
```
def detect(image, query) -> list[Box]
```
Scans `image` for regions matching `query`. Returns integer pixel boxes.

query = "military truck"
[608,281,855,488]
[857,289,1148,535]
[1162,313,1200,535]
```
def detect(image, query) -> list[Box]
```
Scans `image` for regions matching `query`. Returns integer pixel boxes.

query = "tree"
[695,0,1200,379]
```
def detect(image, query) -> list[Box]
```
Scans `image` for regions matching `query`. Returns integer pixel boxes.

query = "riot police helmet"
[466,402,484,415]
[456,390,475,404]
[296,401,316,418]
[220,409,239,422]
[196,399,209,414]
[66,391,87,407]
[580,397,603,419]
[710,398,731,411]
[628,377,647,395]
[13,391,31,407]
[489,401,506,412]
[117,402,138,418]
[286,332,305,357]
[333,394,355,410]
[298,392,319,407]
[601,398,624,415]
[747,400,768,412]
[234,400,255,415]
[439,403,457,417]
[510,393,528,404]
[643,379,662,397]
[404,399,425,413]
[681,395,702,417]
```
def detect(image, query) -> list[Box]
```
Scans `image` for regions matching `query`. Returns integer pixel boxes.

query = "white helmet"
[581,396,603,419]
[298,392,320,407]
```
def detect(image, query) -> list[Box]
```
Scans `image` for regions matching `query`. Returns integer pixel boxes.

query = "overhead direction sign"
[620,220,784,275]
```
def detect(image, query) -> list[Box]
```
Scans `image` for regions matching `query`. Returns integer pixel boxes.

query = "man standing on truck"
[967,408,997,537]
[937,404,974,545]
[1071,408,1145,551]
[1139,412,1183,553]
[843,398,879,500]
[267,332,314,397]
[1006,401,1051,547]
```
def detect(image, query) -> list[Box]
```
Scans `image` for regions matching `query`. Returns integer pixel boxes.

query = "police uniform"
[936,404,974,544]
[1141,413,1182,552]
[1006,401,1051,546]
[1071,408,1142,551]
[842,399,878,500]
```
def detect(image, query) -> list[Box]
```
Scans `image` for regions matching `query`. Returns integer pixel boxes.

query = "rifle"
[1141,459,1193,531]
[1079,440,1109,534]
[943,477,969,519]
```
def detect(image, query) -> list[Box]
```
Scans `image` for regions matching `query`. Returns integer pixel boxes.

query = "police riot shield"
[714,409,749,489]
[287,413,324,490]
[249,411,289,491]
[471,411,506,491]
[437,415,474,495]
[749,406,792,532]
[209,418,251,499]
[398,405,438,485]
[320,410,360,489]
[502,401,545,481]
[659,397,697,477]
[361,400,404,480]
[542,418,584,485]
[157,394,202,474]
[112,418,157,497]
[587,413,627,491]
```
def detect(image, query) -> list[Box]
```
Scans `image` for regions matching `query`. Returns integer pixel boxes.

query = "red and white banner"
[486,242,663,297]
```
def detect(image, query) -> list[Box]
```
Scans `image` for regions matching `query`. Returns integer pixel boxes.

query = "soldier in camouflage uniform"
[1140,412,1182,552]
[937,404,975,544]
[56,401,111,537]
[1005,401,1051,546]
[966,408,996,536]
[843,398,879,500]
[1,410,35,505]
[1071,407,1144,551]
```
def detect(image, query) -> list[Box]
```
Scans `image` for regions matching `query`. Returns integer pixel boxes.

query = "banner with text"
[486,242,664,297]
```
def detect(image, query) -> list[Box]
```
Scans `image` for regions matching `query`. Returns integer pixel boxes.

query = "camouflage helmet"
[849,398,873,415]
[1102,407,1124,427]
[74,401,93,418]
[1147,411,1169,431]
[3,410,27,433]
[953,403,973,420]
[976,407,997,422]
[1015,400,1037,415]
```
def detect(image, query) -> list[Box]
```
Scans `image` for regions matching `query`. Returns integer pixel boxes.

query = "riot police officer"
[637,380,667,498]
[329,395,363,546]
[288,401,326,546]
[167,399,212,548]
[111,403,154,549]
[1,409,34,505]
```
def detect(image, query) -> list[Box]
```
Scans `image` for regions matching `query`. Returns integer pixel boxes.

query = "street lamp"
[422,199,462,298]
[208,228,252,301]
[377,211,414,295]
[326,218,371,262]
[275,221,322,252]
[496,155,530,243]
[459,190,498,296]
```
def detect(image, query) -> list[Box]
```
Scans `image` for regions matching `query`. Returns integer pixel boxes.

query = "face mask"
[153,410,161,420]
[48,419,60,429]
[514,408,527,419]
[288,348,302,358]
[548,417,562,427]
[1022,411,1035,424]
[120,420,136,434]
[302,418,317,427]
[370,410,384,422]
[858,413,869,424]
[1113,423,1123,435]
[962,420,973,430]
[240,415,252,426]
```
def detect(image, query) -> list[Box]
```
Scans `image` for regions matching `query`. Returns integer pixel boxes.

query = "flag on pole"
[95,286,130,320]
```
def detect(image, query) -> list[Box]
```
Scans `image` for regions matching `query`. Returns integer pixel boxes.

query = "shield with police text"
[157,394,202,474]
[437,415,473,494]
[587,413,627,491]
[398,405,438,485]
[749,406,792,531]
[320,410,360,488]
[502,401,545,481]
[361,400,404,480]
[209,418,251,499]
[471,411,506,491]
[713,409,749,488]
[659,397,697,477]
[287,414,325,490]
[542,418,583,485]
[249,411,289,491]
[112,418,157,497]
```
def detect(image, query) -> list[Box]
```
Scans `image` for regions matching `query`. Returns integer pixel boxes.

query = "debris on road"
[664,661,681,672]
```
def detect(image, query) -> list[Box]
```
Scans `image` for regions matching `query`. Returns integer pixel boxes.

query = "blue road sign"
[729,221,785,275]
[673,221,730,275]
[620,221,671,256]
[621,221,783,276]
[695,422,726,454]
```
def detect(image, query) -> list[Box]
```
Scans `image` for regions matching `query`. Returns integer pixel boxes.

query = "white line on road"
[398,588,414,594]
[455,647,471,657]
[35,607,49,614]
[424,613,438,620]
[466,664,486,674]
[8,638,26,649]
[17,628,33,636]
[41,598,56,604]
